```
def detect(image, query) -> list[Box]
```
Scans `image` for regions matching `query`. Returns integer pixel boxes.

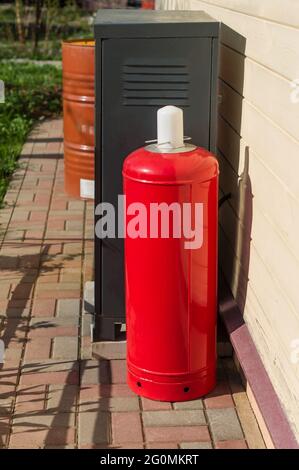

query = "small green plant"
[0,62,62,203]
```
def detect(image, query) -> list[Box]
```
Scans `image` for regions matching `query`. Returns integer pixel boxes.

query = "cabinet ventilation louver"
[122,63,190,107]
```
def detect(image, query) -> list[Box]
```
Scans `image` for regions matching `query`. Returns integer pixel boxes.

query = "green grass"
[0,62,62,203]
[0,40,63,61]
[0,33,91,61]
[0,4,15,23]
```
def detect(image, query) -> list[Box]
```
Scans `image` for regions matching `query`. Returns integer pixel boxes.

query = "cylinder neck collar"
[145,143,197,154]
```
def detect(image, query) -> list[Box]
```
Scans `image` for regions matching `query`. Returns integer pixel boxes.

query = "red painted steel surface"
[62,40,95,198]
[123,146,219,401]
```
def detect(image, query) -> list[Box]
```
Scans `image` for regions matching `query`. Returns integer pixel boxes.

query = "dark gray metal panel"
[94,39,102,339]
[99,37,212,326]
[209,37,220,153]
[94,9,219,38]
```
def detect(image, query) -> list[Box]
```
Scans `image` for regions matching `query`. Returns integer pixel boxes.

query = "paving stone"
[84,281,94,313]
[9,284,33,300]
[1,358,20,369]
[47,385,78,412]
[46,243,63,256]
[5,230,25,240]
[24,337,51,361]
[35,288,81,300]
[205,381,231,397]
[11,210,30,222]
[30,315,79,327]
[56,299,80,318]
[0,364,20,387]
[141,398,172,411]
[20,360,79,385]
[20,370,79,386]
[206,408,244,442]
[143,410,206,427]
[0,399,13,416]
[79,384,136,400]
[52,336,78,360]
[80,359,127,385]
[146,442,178,449]
[68,201,85,211]
[231,390,266,449]
[173,399,203,410]
[15,385,46,413]
[37,272,60,283]
[0,283,12,301]
[50,200,68,211]
[79,443,144,449]
[78,411,110,445]
[2,338,24,354]
[110,360,127,384]
[44,444,75,449]
[1,306,31,318]
[63,242,83,255]
[112,442,145,449]
[9,427,75,448]
[28,325,78,338]
[30,212,47,222]
[111,412,143,444]
[66,221,84,231]
[25,230,44,240]
[180,442,213,449]
[80,360,110,385]
[92,341,126,360]
[41,255,82,270]
[81,335,92,360]
[204,382,234,409]
[1,318,28,340]
[13,412,75,428]
[60,269,82,283]
[46,220,65,230]
[215,440,248,449]
[22,359,79,373]
[82,313,94,337]
[0,256,18,269]
[47,211,82,221]
[80,397,140,413]
[144,426,210,443]
[0,417,11,447]
[4,346,23,362]
[45,231,82,240]
[204,394,234,409]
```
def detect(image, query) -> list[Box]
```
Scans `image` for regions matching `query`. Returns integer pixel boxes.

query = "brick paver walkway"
[0,119,265,449]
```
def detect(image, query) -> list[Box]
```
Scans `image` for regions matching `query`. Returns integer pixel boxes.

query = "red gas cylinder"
[123,106,219,402]
[141,0,155,8]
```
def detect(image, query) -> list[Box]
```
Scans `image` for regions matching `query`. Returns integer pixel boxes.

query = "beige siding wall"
[158,0,299,440]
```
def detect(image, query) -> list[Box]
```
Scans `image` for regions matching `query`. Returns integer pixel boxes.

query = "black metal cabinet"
[94,10,219,340]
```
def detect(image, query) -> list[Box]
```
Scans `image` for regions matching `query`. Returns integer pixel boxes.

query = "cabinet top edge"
[94,9,220,39]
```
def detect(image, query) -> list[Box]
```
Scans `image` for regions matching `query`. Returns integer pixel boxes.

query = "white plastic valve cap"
[157,105,184,149]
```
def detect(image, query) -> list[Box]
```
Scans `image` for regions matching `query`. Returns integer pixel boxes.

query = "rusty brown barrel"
[62,40,95,198]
